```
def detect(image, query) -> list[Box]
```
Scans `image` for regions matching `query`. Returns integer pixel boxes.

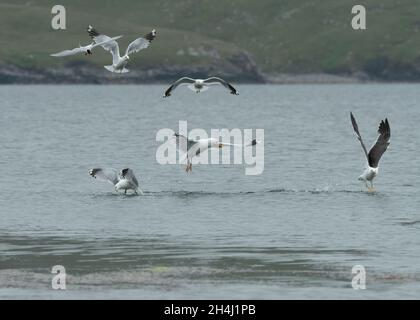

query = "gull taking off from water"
[89,168,143,194]
[50,36,122,57]
[174,133,257,172]
[164,77,239,97]
[350,112,391,192]
[87,25,156,73]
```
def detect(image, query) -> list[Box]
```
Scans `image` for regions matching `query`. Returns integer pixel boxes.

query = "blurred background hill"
[1,0,420,83]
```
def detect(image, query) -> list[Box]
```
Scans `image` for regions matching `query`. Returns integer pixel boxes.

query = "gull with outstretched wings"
[89,167,143,195]
[350,112,391,192]
[173,133,257,172]
[164,77,239,97]
[87,25,156,73]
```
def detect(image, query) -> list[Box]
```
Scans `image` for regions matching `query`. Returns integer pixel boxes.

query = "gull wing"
[164,77,196,97]
[173,133,198,153]
[203,77,239,95]
[220,139,259,147]
[125,29,156,56]
[368,118,391,168]
[350,112,369,162]
[87,25,120,64]
[89,168,119,185]
[91,35,123,49]
[50,46,86,57]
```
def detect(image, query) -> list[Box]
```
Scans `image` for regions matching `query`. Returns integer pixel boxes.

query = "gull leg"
[365,180,375,193]
[364,181,370,191]
[370,181,375,193]
[125,189,127,194]
[186,158,192,172]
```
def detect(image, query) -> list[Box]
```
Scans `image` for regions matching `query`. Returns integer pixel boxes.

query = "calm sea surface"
[0,84,419,299]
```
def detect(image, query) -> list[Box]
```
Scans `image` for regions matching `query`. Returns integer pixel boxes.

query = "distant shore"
[1,64,419,84]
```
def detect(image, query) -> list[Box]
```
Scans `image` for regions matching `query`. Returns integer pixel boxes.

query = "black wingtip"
[87,25,100,38]
[378,117,391,135]
[350,112,358,131]
[145,29,157,42]
[251,139,257,146]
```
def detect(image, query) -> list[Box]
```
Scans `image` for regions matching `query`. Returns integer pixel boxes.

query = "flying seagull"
[350,112,391,192]
[89,167,143,194]
[174,133,257,172]
[164,77,239,97]
[50,36,123,57]
[87,25,156,73]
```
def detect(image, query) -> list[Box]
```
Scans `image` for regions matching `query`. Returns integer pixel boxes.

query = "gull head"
[124,55,130,61]
[210,140,223,149]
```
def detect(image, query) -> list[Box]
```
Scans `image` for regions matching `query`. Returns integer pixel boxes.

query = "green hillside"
[2,0,420,81]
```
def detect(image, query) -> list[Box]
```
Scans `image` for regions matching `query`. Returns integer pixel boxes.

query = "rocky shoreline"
[1,62,418,85]
[0,51,268,84]
[0,65,364,84]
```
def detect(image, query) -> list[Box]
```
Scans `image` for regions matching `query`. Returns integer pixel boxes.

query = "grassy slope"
[2,0,420,75]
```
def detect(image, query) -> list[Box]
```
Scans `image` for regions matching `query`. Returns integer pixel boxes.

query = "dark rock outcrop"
[0,51,266,84]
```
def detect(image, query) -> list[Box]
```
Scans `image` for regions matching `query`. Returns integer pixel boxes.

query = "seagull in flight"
[87,25,156,73]
[89,168,143,194]
[50,36,122,57]
[164,77,239,97]
[174,133,257,172]
[350,112,391,192]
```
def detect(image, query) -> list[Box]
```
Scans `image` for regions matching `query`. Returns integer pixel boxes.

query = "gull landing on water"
[89,168,143,195]
[87,25,156,73]
[174,133,258,172]
[350,112,391,192]
[164,77,239,97]
[50,36,123,57]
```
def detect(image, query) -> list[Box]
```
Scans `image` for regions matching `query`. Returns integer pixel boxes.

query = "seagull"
[164,77,239,97]
[50,36,122,57]
[350,112,391,192]
[89,168,143,194]
[174,133,257,172]
[87,25,156,73]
